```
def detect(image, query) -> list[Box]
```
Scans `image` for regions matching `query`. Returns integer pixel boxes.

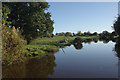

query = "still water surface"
[3,41,119,78]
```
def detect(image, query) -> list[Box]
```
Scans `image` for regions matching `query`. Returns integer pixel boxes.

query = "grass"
[30,36,99,45]
[24,45,59,57]
[23,36,99,58]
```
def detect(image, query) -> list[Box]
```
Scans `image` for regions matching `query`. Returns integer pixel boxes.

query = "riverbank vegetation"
[2,2,120,65]
[2,2,55,64]
[2,25,26,65]
[25,35,99,57]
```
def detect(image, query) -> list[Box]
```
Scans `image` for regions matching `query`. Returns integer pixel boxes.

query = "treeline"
[55,31,117,38]
[56,31,98,36]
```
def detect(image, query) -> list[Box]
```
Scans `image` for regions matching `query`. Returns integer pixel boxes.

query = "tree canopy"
[2,2,54,43]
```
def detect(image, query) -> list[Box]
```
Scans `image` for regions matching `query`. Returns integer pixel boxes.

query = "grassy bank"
[24,45,59,57]
[24,36,99,57]
[30,36,99,45]
[2,33,99,65]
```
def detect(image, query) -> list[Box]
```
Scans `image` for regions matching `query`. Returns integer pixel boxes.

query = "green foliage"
[59,32,65,36]
[76,31,82,36]
[2,4,11,24]
[93,32,98,36]
[44,33,52,37]
[0,7,2,26]
[113,16,120,36]
[73,37,82,44]
[30,36,99,45]
[99,31,112,40]
[55,32,65,36]
[73,33,76,36]
[102,31,110,35]
[65,32,72,36]
[3,2,54,43]
[2,25,26,64]
[24,45,59,57]
[83,31,91,36]
[2,4,27,65]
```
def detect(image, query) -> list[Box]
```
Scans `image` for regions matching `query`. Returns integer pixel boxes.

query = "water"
[2,41,120,78]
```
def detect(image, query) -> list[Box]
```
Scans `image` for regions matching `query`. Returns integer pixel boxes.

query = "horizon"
[46,2,118,34]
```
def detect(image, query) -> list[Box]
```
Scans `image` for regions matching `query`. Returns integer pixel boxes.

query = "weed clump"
[2,25,26,65]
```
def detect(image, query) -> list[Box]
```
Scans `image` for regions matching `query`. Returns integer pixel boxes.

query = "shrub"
[2,25,26,65]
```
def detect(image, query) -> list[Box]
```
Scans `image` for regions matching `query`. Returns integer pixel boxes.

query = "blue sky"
[47,2,118,34]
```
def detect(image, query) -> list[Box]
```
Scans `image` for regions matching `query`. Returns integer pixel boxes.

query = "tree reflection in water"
[73,43,83,50]
[114,43,120,59]
[114,43,120,80]
[2,54,56,78]
[103,40,110,44]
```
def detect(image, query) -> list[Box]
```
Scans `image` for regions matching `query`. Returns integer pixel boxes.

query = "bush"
[2,25,26,65]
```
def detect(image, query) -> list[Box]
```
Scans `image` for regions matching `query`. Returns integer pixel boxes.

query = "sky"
[47,2,118,34]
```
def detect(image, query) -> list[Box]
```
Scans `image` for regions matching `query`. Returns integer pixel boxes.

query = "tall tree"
[3,2,54,43]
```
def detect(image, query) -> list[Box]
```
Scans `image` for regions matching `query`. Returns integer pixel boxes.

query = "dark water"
[2,41,120,78]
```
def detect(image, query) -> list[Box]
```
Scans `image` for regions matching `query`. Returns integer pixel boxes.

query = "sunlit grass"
[30,36,99,45]
[23,35,99,58]
[24,45,59,57]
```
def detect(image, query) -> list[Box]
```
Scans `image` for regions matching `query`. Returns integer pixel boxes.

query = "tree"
[73,33,76,36]
[51,34,54,37]
[65,32,72,36]
[56,33,58,36]
[113,16,120,37]
[99,31,111,40]
[84,31,91,36]
[86,31,91,36]
[102,31,110,36]
[111,31,117,36]
[93,32,98,36]
[59,32,65,36]
[3,2,54,43]
[2,4,26,64]
[84,32,87,36]
[76,31,82,36]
